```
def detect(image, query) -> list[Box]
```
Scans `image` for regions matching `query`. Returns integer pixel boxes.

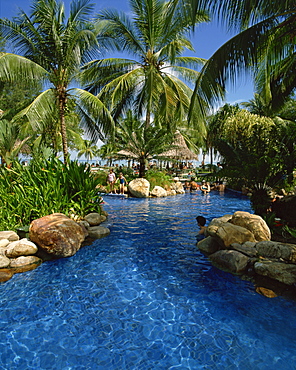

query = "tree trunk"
[58,88,68,164]
[139,158,146,177]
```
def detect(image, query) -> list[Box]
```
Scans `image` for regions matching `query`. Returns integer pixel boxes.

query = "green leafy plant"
[0,158,103,231]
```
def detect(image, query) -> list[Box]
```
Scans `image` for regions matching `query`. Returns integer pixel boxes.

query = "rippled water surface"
[1,191,296,370]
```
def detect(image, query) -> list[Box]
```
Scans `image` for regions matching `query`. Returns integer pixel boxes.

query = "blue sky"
[0,0,255,105]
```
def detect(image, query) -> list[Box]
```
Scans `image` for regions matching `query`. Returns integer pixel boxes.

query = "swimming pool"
[1,191,296,369]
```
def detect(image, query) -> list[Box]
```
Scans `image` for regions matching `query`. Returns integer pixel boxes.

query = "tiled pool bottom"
[1,192,296,370]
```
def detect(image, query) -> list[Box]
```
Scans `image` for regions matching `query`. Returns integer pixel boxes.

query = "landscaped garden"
[0,0,295,368]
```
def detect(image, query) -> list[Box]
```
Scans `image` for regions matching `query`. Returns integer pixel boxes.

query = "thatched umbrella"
[117,149,138,159]
[158,130,198,161]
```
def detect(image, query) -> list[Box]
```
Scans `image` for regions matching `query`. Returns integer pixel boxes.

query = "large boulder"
[209,250,249,274]
[29,213,88,258]
[128,178,150,198]
[197,236,221,255]
[255,240,296,263]
[150,186,167,197]
[254,261,296,285]
[230,211,271,241]
[207,222,256,248]
[208,215,232,228]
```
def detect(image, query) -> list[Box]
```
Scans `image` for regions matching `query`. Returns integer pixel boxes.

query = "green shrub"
[145,169,173,189]
[0,158,103,231]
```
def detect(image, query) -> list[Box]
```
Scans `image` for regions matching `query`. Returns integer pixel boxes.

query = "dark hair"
[196,215,206,226]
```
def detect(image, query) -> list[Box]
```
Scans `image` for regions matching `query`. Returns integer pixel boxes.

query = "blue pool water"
[1,191,296,370]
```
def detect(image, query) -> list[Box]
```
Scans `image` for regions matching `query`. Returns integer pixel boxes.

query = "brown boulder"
[207,222,256,248]
[230,211,271,241]
[29,213,88,258]
[0,269,14,282]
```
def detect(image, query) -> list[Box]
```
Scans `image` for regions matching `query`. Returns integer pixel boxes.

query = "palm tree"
[0,119,30,166]
[111,111,175,177]
[77,139,99,161]
[81,0,209,131]
[0,0,114,164]
[182,0,296,116]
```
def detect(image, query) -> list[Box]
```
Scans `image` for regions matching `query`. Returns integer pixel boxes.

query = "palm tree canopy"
[0,0,114,162]
[81,0,210,129]
[185,0,296,117]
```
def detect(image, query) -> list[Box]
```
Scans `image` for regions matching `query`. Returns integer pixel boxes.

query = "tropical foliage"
[0,158,103,231]
[185,0,296,117]
[109,111,175,177]
[0,0,114,163]
[81,0,209,133]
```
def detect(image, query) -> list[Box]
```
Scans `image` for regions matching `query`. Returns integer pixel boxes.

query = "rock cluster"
[197,211,296,286]
[0,211,110,283]
[128,178,185,198]
[0,232,42,282]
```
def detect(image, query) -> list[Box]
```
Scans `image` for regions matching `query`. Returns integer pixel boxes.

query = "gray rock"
[209,250,249,274]
[84,213,107,226]
[88,226,111,239]
[231,242,258,258]
[256,240,296,263]
[254,261,296,285]
[197,236,221,255]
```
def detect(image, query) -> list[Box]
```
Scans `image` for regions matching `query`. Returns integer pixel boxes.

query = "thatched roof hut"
[158,131,198,161]
[117,149,138,159]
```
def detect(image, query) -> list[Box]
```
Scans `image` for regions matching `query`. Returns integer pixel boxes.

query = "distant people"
[190,179,199,191]
[201,181,211,194]
[196,215,207,236]
[216,181,225,192]
[118,172,127,194]
[184,181,191,190]
[107,169,116,193]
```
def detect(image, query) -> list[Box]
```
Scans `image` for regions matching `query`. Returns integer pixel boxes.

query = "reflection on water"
[0,191,296,369]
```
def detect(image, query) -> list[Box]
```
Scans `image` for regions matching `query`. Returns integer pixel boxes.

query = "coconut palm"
[81,0,209,131]
[181,0,296,116]
[111,111,175,177]
[0,119,30,166]
[77,139,99,161]
[0,0,114,163]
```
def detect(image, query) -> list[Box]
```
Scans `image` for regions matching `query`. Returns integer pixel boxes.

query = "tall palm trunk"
[58,87,68,164]
[139,158,146,178]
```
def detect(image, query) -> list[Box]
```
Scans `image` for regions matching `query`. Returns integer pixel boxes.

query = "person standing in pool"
[118,172,128,194]
[107,169,116,193]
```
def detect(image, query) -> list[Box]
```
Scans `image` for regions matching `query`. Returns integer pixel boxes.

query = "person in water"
[196,215,207,236]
